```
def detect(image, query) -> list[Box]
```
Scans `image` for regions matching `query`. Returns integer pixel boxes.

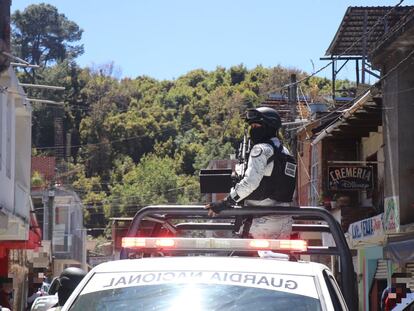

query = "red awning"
[0,211,42,251]
[0,230,42,250]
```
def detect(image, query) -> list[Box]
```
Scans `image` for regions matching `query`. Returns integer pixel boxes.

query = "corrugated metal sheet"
[374,259,388,280]
[326,6,413,56]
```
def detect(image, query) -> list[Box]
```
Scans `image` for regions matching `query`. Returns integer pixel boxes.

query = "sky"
[11,0,414,82]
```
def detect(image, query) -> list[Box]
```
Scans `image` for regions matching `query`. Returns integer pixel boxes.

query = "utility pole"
[47,187,55,241]
[287,74,298,159]
[288,74,297,122]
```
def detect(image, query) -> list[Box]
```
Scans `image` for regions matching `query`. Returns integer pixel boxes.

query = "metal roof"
[311,89,382,145]
[326,6,414,56]
[267,93,311,102]
[372,7,414,59]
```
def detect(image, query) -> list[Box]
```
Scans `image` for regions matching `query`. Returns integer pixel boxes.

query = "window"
[70,278,322,311]
[53,205,72,253]
[310,145,319,206]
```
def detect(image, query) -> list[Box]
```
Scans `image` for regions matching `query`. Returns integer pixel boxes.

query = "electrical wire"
[34,116,199,151]
[29,1,411,219]
[291,46,414,202]
[280,0,405,92]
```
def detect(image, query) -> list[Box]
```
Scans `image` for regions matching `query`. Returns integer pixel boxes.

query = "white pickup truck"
[62,250,347,310]
[60,205,356,311]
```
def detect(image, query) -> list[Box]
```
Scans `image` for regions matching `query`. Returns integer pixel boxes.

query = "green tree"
[230,64,247,85]
[105,154,200,217]
[71,164,107,225]
[23,59,349,225]
[28,61,90,154]
[12,3,83,69]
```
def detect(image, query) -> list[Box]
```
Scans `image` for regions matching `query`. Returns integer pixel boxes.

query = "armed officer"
[48,267,87,310]
[205,107,297,239]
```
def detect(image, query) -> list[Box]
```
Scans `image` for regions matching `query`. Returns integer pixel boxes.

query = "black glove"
[207,196,236,214]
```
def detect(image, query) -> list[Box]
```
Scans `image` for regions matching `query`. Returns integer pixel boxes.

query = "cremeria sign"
[328,166,373,190]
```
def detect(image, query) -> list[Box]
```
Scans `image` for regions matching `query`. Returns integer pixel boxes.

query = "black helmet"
[57,267,87,306]
[245,107,282,131]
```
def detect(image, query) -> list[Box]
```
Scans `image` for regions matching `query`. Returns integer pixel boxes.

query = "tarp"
[384,237,414,265]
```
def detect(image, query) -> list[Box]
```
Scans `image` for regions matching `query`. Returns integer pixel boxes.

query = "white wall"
[0,73,15,213]
[0,67,32,240]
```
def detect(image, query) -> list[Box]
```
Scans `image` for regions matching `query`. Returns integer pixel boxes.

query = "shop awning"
[384,235,414,265]
[311,89,382,145]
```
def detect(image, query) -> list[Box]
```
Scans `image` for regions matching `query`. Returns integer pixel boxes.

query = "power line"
[34,119,194,151]
[33,3,404,152]
[265,3,409,133]
[315,45,414,129]
[280,0,405,92]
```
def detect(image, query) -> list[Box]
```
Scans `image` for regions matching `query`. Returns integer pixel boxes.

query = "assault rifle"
[233,130,251,184]
[199,131,250,194]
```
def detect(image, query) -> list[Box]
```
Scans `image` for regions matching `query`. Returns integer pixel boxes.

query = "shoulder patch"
[250,145,263,157]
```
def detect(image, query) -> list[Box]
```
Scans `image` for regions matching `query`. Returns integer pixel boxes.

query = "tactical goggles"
[245,109,263,124]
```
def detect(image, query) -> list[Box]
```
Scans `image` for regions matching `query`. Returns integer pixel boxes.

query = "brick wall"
[31,157,56,182]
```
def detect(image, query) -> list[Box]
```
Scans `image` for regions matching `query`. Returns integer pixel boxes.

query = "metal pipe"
[306,247,340,255]
[292,224,331,232]
[327,160,383,164]
[320,56,363,61]
[19,83,65,90]
[26,98,64,105]
[356,59,360,86]
[1,51,31,65]
[332,58,336,101]
[175,223,235,231]
[362,11,368,84]
[11,62,40,68]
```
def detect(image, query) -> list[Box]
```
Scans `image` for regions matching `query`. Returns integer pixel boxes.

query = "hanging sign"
[328,166,373,190]
[384,196,400,233]
[348,213,384,248]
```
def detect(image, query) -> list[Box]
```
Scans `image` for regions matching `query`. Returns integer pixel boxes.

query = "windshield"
[68,271,322,311]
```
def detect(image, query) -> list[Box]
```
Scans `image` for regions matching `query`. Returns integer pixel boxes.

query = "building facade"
[0,67,38,310]
[296,5,414,310]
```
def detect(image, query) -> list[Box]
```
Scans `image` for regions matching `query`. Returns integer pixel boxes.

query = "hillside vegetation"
[13,4,353,229]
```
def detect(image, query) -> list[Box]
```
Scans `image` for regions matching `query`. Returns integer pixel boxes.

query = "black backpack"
[247,140,297,203]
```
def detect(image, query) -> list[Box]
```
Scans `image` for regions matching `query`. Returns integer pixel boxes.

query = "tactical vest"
[247,140,297,202]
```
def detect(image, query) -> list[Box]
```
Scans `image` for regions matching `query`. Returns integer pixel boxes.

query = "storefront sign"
[349,213,384,242]
[384,196,400,233]
[328,166,373,190]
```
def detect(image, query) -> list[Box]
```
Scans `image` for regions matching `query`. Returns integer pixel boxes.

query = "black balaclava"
[249,123,275,144]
